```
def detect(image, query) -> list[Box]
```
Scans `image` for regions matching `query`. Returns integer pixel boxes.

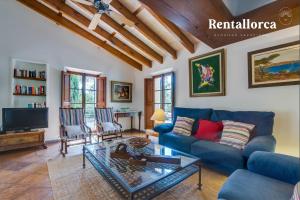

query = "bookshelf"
[11,59,48,108]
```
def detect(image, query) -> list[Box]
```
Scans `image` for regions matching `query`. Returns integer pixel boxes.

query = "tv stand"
[0,129,47,152]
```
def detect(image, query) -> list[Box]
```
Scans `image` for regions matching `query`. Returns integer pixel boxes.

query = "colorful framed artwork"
[189,49,226,97]
[111,81,132,102]
[248,41,300,88]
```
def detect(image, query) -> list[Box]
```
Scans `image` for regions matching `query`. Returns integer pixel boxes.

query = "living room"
[0,0,299,200]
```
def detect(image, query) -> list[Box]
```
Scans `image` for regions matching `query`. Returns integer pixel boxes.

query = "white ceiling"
[223,0,276,16]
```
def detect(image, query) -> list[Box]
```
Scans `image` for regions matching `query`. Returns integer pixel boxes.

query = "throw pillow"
[219,120,255,149]
[173,116,195,136]
[291,182,300,200]
[195,120,223,141]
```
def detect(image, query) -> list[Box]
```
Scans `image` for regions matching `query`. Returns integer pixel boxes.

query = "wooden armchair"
[59,108,92,156]
[95,108,123,142]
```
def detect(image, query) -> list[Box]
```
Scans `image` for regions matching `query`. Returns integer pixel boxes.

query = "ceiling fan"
[71,0,135,30]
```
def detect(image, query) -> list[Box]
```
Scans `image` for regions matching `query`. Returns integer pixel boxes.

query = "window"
[154,72,175,122]
[69,73,97,129]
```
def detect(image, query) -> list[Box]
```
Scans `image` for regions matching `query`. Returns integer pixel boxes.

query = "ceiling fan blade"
[110,11,135,27]
[71,0,93,6]
[88,14,102,30]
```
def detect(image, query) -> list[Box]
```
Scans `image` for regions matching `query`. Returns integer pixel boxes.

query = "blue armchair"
[218,151,300,200]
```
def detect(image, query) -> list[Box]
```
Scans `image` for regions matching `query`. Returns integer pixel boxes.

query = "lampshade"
[151,109,166,122]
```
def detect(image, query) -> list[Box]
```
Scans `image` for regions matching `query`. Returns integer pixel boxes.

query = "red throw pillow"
[195,120,223,141]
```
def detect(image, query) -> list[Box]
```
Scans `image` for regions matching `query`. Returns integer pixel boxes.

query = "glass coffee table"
[83,137,201,200]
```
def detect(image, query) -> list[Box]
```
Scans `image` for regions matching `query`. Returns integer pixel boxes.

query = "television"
[2,108,48,132]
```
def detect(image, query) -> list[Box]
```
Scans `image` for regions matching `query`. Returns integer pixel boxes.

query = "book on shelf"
[14,84,46,96]
[14,68,46,79]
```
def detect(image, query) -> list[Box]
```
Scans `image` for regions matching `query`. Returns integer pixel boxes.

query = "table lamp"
[151,108,166,126]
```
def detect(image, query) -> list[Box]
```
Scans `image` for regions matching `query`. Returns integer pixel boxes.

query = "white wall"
[0,1,137,140]
[134,26,300,157]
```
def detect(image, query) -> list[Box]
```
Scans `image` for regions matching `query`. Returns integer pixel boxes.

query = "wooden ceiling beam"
[42,0,152,68]
[141,5,195,53]
[140,0,300,48]
[17,0,142,70]
[77,3,164,64]
[110,0,177,59]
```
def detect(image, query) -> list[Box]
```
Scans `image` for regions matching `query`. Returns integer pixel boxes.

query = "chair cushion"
[65,125,87,138]
[173,116,195,136]
[191,140,244,174]
[195,120,223,141]
[218,169,294,200]
[101,122,121,132]
[211,110,275,136]
[173,107,212,134]
[220,120,255,150]
[162,132,198,153]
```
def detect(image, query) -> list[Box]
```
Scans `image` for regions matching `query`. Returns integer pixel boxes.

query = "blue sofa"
[218,151,300,200]
[154,107,276,174]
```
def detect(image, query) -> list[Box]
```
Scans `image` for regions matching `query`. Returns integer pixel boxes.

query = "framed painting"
[189,49,226,97]
[248,41,300,88]
[111,81,132,102]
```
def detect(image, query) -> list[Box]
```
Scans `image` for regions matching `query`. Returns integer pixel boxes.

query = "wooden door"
[96,76,107,108]
[144,78,154,129]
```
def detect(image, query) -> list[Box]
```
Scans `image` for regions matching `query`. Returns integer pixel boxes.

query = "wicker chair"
[95,108,123,142]
[59,108,92,156]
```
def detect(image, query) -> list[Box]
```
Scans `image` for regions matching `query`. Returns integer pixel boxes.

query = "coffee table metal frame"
[83,140,202,200]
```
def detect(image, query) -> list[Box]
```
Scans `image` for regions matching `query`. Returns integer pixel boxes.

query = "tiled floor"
[0,132,226,200]
[0,132,147,200]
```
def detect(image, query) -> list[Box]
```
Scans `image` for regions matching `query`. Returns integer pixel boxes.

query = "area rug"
[47,155,226,200]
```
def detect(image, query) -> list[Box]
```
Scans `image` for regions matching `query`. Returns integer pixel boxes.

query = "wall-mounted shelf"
[13,93,46,97]
[11,59,48,108]
[13,75,46,81]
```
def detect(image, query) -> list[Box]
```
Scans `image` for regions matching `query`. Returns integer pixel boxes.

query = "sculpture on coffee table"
[111,138,181,166]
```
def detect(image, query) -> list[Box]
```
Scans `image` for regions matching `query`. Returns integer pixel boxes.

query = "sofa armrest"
[243,135,276,158]
[153,123,174,134]
[247,151,300,185]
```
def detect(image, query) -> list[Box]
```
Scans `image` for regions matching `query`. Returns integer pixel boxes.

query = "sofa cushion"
[173,107,212,134]
[218,169,294,200]
[220,120,255,150]
[195,120,223,141]
[173,116,195,136]
[191,140,245,174]
[211,110,275,136]
[162,132,198,153]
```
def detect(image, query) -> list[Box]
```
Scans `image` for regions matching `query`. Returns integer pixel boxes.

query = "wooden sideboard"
[0,129,47,152]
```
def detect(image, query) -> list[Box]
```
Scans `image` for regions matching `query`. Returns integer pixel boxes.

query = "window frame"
[68,71,99,129]
[153,72,175,122]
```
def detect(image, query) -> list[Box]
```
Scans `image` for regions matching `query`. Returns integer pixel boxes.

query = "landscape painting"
[189,49,226,97]
[111,81,132,102]
[248,41,300,88]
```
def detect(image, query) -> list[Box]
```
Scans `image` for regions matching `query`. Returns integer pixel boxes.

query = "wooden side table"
[115,111,142,131]
[0,129,47,152]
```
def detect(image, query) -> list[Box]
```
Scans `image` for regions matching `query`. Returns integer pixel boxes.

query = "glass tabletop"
[84,137,199,193]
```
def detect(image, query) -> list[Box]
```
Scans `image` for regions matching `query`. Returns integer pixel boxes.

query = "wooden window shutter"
[61,71,71,108]
[96,76,107,108]
[144,78,154,129]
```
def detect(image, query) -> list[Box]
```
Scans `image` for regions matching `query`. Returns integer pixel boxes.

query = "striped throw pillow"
[173,116,195,136]
[291,182,300,200]
[219,120,255,150]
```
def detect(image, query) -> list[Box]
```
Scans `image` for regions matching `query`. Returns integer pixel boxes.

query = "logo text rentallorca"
[209,19,277,30]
